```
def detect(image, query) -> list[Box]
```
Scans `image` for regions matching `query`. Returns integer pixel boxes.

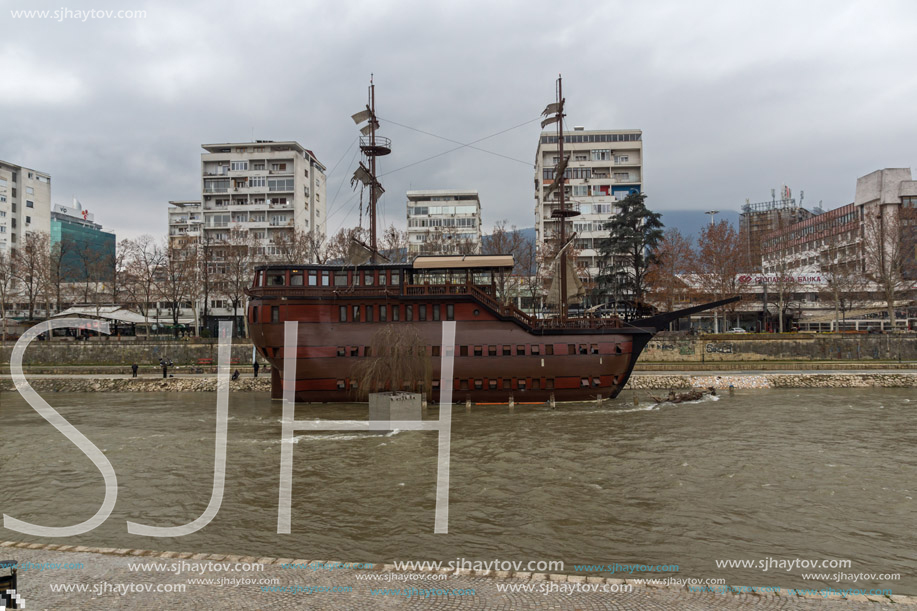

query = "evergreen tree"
[596,192,664,313]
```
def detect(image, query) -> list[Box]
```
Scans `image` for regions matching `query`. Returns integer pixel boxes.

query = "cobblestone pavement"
[1,544,912,610]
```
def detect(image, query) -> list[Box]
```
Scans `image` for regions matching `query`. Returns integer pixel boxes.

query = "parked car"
[728,327,747,333]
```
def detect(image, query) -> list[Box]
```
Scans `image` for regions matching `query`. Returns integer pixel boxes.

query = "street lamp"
[705,210,719,226]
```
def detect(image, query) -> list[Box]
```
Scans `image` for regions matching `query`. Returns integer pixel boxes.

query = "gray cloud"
[2,0,916,241]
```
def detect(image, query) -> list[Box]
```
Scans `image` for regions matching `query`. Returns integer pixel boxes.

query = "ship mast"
[541,75,580,319]
[351,75,391,263]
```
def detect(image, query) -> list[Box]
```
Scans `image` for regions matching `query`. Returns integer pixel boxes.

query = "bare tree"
[482,220,526,303]
[218,228,257,337]
[11,232,50,321]
[325,226,369,263]
[350,325,432,399]
[647,228,697,324]
[123,235,163,337]
[694,220,743,331]
[380,224,409,263]
[0,250,15,343]
[765,259,803,332]
[158,240,196,337]
[818,251,866,330]
[862,206,916,329]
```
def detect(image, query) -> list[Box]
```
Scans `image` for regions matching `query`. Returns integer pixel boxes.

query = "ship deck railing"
[247,282,623,330]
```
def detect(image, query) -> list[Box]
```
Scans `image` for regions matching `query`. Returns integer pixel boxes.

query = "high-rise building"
[0,160,52,256]
[738,187,814,272]
[199,141,326,257]
[49,199,116,282]
[406,190,482,254]
[534,128,642,275]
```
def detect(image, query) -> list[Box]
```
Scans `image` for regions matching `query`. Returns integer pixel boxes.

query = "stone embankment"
[4,373,917,394]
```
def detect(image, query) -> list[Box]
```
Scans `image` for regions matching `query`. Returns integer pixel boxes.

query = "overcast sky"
[2,0,917,241]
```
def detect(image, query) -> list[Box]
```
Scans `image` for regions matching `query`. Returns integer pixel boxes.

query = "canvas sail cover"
[545,245,585,306]
[351,108,372,124]
[543,155,568,199]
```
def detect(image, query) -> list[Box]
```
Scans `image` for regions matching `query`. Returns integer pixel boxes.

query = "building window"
[308,270,317,286]
[391,305,399,321]
[433,304,441,321]
[352,305,361,322]
[271,163,287,172]
[365,305,373,322]
[364,271,374,286]
[340,306,347,322]
[334,271,348,286]
[25,216,31,224]
[405,305,413,321]
[26,187,34,195]
[26,201,34,208]
[321,271,330,286]
[419,305,427,321]
[379,305,387,322]
[446,304,454,320]
[231,161,248,171]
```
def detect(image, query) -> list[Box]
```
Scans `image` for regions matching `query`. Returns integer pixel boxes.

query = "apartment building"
[0,160,52,257]
[534,128,642,275]
[50,200,116,282]
[199,140,326,257]
[738,188,815,272]
[406,190,482,254]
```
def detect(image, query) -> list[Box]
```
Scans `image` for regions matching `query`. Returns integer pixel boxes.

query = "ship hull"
[248,297,656,404]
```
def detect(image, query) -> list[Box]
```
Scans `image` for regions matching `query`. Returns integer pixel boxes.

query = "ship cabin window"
[578,344,588,355]
[334,271,348,287]
[446,304,454,320]
[517,345,525,356]
[337,347,345,357]
[392,271,400,285]
[379,271,387,286]
[488,345,497,356]
[460,379,468,391]
[351,380,359,390]
[581,377,589,387]
[337,380,345,390]
[472,271,493,286]
[379,305,387,322]
[568,344,576,355]
[460,346,468,356]
[321,271,330,286]
[473,345,482,356]
[391,305,400,321]
[366,306,373,322]
[531,345,540,355]
[290,272,303,286]
[545,344,554,356]
[546,379,554,390]
[364,347,371,357]
[503,345,511,356]
[432,346,440,357]
[432,380,440,390]
[308,270,318,286]
[503,379,511,390]
[254,271,262,286]
[350,347,359,357]
[271,307,279,323]
[489,379,497,390]
[419,305,427,321]
[433,304,441,321]
[593,377,601,387]
[615,344,622,354]
[474,379,483,390]
[352,305,361,322]
[405,305,413,321]
[353,272,360,286]
[364,271,374,286]
[533,378,541,390]
[339,306,347,322]
[518,379,526,390]
[267,272,285,286]
[590,344,599,354]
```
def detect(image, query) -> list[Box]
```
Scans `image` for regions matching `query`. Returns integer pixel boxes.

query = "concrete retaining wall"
[0,339,256,366]
[644,334,917,362]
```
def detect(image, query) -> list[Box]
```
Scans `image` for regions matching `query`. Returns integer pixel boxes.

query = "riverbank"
[2,541,909,608]
[4,371,917,393]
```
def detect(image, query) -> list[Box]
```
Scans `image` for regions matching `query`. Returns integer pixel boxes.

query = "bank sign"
[737,274,827,285]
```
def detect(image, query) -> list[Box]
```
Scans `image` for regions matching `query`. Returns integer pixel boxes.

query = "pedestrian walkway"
[1,542,910,609]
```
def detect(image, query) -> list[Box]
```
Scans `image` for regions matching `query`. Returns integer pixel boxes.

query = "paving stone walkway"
[1,542,913,610]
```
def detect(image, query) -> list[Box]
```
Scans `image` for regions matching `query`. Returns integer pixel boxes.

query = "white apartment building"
[534,128,643,275]
[0,160,52,256]
[198,141,326,256]
[406,190,482,254]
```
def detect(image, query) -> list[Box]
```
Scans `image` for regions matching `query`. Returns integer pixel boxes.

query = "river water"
[1,389,914,593]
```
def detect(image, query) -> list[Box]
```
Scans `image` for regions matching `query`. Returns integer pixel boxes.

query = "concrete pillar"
[549,393,556,409]
[465,397,471,412]
[633,394,639,407]
[596,394,602,405]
